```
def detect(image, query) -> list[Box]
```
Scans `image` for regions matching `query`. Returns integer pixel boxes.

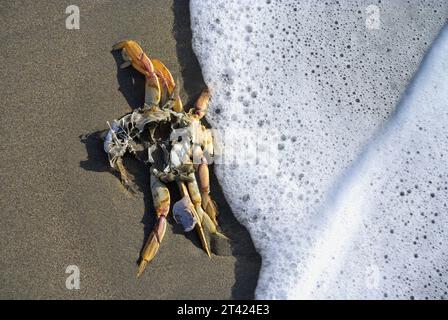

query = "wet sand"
[0,0,260,299]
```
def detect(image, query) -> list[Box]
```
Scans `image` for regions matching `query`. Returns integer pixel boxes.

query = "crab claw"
[151,60,183,112]
[137,215,167,277]
[112,40,161,107]
[151,58,175,105]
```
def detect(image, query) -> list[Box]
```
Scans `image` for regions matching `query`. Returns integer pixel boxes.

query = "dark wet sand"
[0,0,260,299]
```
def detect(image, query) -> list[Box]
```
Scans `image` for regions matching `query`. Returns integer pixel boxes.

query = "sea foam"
[190,0,448,299]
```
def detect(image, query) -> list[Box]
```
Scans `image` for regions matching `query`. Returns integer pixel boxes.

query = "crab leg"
[178,181,211,258]
[112,40,153,77]
[137,170,170,277]
[197,159,218,226]
[185,172,226,241]
[189,89,220,226]
[191,137,219,226]
[193,124,219,226]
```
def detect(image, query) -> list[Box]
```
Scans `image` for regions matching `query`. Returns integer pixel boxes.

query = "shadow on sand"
[110,50,146,110]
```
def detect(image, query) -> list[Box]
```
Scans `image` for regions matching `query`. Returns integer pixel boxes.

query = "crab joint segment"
[137,171,170,277]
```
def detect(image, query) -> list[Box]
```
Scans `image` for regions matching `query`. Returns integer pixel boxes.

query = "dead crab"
[105,40,226,277]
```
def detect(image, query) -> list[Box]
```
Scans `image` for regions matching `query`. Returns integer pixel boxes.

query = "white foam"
[292,25,448,299]
[190,0,448,299]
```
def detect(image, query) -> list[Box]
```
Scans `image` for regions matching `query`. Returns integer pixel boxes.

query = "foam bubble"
[190,0,448,299]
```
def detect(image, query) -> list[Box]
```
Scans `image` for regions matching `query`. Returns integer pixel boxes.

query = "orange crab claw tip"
[137,260,148,278]
[203,243,212,259]
[204,239,212,258]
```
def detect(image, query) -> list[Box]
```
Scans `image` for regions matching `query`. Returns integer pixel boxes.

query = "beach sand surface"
[0,0,260,299]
